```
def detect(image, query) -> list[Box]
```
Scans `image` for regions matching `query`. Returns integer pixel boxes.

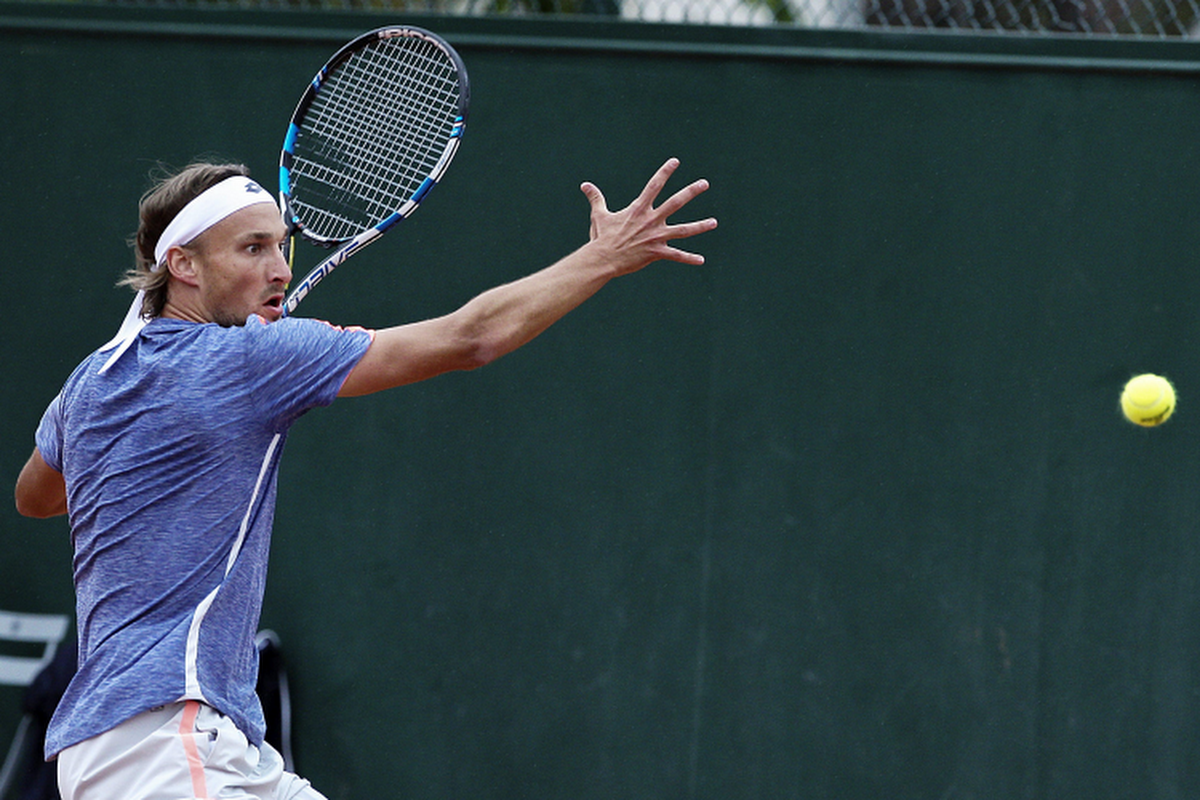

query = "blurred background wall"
[4,10,1200,798]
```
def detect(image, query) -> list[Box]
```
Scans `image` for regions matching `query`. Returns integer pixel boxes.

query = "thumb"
[580,181,608,211]
[580,181,607,240]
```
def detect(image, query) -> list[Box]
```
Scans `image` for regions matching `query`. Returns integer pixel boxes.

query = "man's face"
[185,204,291,326]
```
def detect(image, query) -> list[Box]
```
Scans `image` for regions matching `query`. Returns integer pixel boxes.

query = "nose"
[273,241,293,285]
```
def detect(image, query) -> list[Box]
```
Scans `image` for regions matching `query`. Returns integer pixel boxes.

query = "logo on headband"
[244,181,264,194]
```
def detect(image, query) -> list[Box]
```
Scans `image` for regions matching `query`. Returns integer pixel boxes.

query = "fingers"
[656,178,711,221]
[637,161,713,230]
[659,217,719,266]
[660,246,707,266]
[583,159,717,270]
[666,216,719,241]
[633,157,682,209]
[586,159,709,219]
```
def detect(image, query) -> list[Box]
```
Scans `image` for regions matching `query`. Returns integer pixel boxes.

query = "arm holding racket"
[339,159,716,397]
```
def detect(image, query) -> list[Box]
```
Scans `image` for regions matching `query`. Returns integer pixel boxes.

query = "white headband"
[96,175,277,375]
[153,176,277,269]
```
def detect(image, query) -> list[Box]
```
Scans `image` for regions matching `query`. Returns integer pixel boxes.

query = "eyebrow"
[236,229,286,243]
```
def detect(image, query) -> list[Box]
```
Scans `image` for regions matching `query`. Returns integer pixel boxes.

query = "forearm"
[459,240,618,366]
[339,241,618,396]
[338,160,714,397]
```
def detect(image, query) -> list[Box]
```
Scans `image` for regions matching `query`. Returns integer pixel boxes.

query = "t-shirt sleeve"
[239,317,374,429]
[34,392,65,473]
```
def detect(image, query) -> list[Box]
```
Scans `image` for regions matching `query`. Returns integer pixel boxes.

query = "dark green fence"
[5,7,1200,798]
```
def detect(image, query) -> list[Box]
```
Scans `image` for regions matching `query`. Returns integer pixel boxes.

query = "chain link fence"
[621,0,1200,33]
[545,0,1200,33]
[10,0,1200,39]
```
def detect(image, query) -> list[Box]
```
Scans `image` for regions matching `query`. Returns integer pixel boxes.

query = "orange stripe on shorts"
[179,700,209,799]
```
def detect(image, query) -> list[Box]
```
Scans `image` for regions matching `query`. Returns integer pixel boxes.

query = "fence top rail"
[2,0,1200,72]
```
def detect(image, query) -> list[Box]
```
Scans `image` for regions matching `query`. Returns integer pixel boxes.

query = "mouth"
[262,293,285,319]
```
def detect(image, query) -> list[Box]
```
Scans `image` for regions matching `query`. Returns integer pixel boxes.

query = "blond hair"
[121,161,252,317]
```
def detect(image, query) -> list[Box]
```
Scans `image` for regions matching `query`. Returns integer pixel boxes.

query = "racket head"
[279,26,469,247]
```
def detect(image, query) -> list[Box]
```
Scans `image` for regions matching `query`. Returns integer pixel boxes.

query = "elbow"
[15,493,63,519]
[462,339,501,371]
[453,324,508,372]
[14,459,68,519]
[14,485,35,517]
[453,311,543,371]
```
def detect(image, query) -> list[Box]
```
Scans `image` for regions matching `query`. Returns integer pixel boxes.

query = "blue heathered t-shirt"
[35,315,373,759]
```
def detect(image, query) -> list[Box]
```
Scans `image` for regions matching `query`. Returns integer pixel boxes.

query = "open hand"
[580,158,717,274]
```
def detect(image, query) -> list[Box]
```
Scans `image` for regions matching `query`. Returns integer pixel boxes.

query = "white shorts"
[57,701,327,800]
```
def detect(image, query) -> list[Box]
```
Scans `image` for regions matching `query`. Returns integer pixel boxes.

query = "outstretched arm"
[15,448,67,519]
[339,158,717,397]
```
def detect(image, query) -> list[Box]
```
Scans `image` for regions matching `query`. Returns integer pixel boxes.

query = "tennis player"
[14,157,715,800]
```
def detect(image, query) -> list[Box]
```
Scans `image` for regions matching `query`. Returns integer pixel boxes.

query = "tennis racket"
[279,25,469,315]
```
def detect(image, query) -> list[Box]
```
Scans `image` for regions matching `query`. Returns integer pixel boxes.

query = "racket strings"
[299,53,453,232]
[305,44,455,207]
[290,34,462,241]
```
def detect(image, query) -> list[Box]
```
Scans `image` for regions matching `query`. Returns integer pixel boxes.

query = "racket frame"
[278,25,469,314]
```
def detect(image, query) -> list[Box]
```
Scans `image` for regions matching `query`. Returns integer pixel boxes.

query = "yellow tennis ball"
[1121,373,1176,427]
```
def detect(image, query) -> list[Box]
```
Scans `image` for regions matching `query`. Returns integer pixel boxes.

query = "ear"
[164,246,201,288]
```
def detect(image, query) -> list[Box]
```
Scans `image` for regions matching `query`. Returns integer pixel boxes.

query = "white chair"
[0,611,70,800]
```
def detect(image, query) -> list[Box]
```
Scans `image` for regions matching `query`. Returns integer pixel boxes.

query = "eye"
[247,243,263,255]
